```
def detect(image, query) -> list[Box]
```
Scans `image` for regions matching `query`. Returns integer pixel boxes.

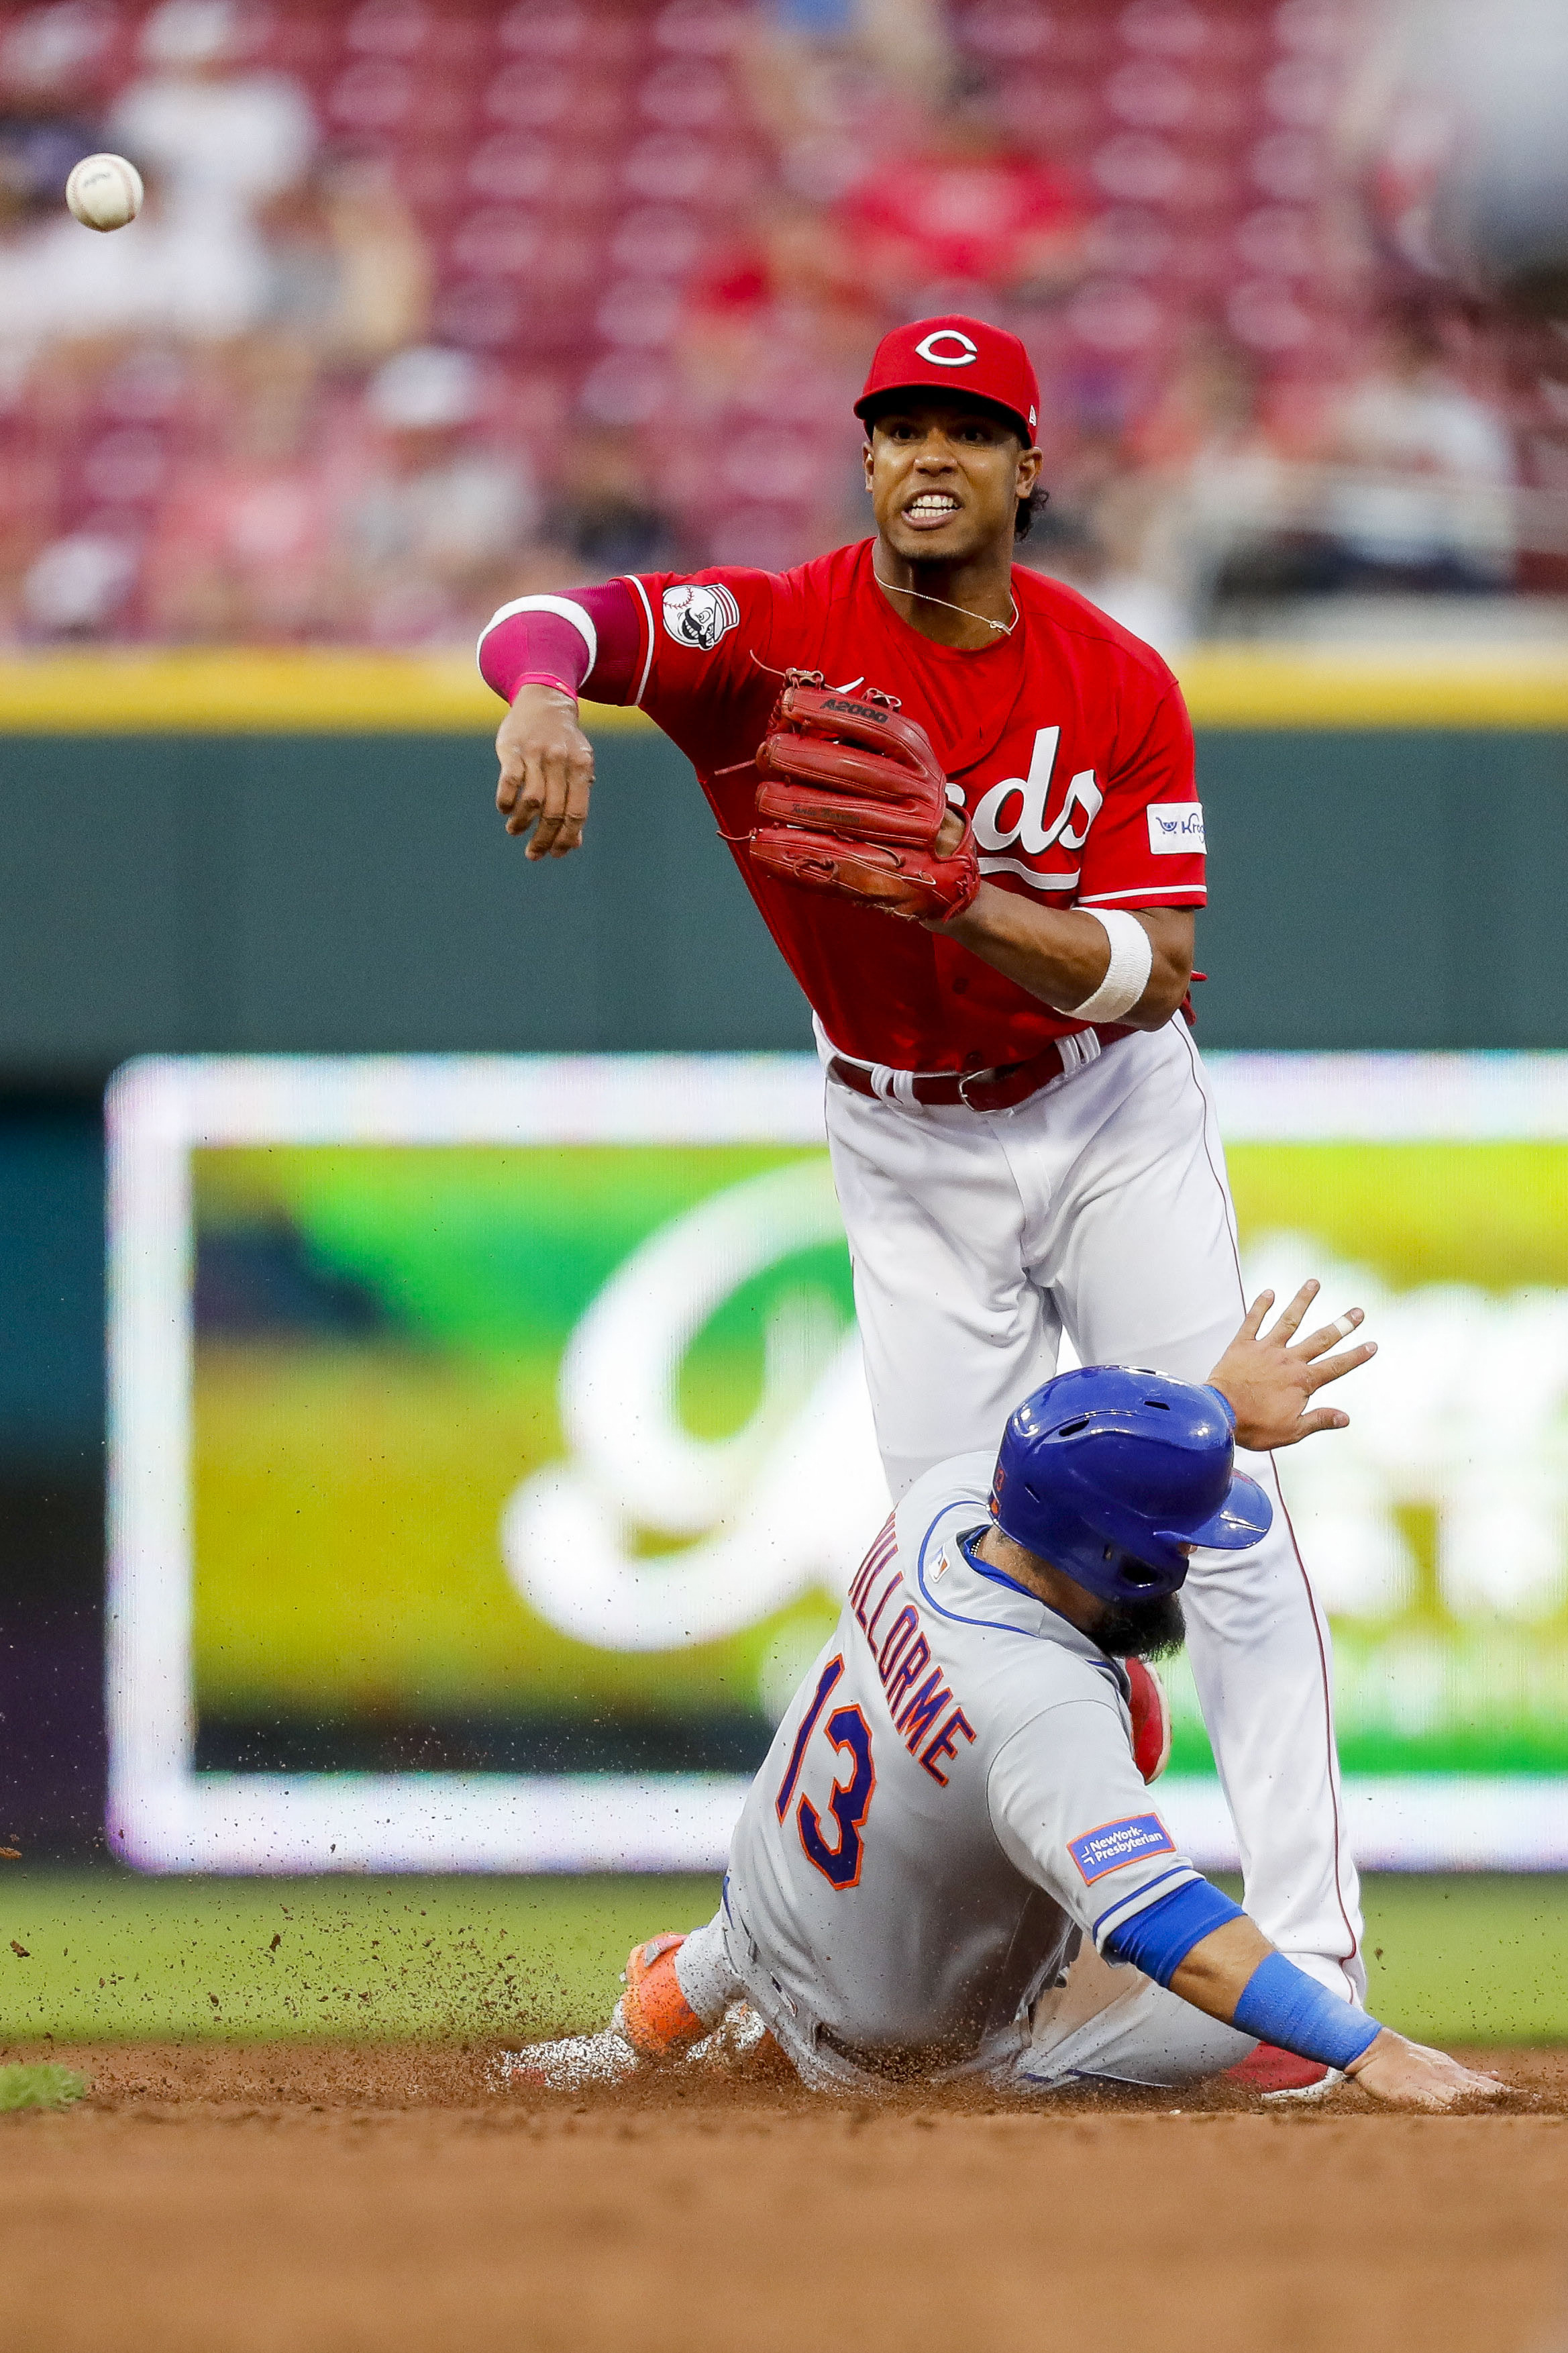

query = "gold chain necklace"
[872,564,1019,638]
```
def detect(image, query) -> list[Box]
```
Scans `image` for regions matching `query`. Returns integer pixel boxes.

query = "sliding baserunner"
[506,1293,1508,2110]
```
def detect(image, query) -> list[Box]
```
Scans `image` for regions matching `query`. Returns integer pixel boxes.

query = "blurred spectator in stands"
[1130,328,1297,625]
[741,0,950,201]
[678,196,870,399]
[0,3,105,225]
[1020,424,1190,658]
[142,346,331,640]
[110,0,316,228]
[20,524,138,637]
[832,70,1084,321]
[853,0,950,108]
[0,3,286,371]
[1317,307,1517,589]
[257,150,431,380]
[341,345,539,643]
[545,421,678,578]
[660,195,870,572]
[755,0,950,99]
[12,339,203,639]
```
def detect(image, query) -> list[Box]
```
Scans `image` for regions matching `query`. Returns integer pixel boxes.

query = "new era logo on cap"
[855,314,1041,446]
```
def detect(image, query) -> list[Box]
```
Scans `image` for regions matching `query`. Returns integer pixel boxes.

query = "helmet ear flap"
[1116,1552,1163,1589]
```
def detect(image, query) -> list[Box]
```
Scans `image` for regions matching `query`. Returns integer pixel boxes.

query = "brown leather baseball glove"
[749,676,980,922]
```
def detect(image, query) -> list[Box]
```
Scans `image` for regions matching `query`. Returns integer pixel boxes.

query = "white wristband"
[1071,909,1153,1021]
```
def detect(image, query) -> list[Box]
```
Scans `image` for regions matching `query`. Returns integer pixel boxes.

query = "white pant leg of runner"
[1002,1937,1253,2091]
[823,1024,1365,2001]
[673,1911,748,2023]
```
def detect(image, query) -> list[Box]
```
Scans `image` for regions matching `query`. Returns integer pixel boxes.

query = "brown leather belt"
[827,1022,1131,1115]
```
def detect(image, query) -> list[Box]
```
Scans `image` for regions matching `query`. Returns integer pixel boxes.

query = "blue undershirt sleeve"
[1101,1876,1243,1987]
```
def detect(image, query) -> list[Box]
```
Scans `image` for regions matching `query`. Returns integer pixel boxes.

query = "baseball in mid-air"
[65,153,144,232]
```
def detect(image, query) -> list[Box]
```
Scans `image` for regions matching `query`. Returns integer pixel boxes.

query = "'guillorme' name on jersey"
[847,1519,974,1785]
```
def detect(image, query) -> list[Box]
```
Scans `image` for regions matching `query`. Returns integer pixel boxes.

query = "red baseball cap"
[855,315,1041,444]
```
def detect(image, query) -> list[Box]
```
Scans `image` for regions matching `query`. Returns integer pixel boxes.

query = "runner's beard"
[1092,1591,1186,1662]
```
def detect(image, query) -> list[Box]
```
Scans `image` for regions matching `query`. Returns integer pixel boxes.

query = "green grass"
[0,1872,722,2043]
[1361,1875,1568,2043]
[0,2062,87,2111]
[1204,1874,1568,2042]
[1,1870,1565,2046]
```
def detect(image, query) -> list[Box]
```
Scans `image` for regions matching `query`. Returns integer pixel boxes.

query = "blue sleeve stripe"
[1101,1876,1244,1987]
[1233,1953,1383,2072]
[1092,1862,1195,1942]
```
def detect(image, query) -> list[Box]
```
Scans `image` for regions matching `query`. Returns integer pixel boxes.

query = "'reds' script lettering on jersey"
[619,540,1205,1072]
[847,1519,976,1787]
[967,724,1104,898]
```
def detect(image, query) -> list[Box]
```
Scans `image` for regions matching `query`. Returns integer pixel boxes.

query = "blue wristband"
[1233,1953,1381,2072]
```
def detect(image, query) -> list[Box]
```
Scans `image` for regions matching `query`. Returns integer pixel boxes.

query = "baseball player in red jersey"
[478,315,1369,2074]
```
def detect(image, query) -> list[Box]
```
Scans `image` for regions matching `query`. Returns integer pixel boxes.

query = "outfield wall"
[1,648,1566,1077]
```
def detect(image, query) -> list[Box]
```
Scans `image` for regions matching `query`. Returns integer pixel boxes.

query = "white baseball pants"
[674,1911,1255,2096]
[1010,1936,1254,2091]
[823,1017,1365,2000]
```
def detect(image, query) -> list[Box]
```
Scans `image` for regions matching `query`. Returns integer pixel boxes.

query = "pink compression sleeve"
[476,581,643,705]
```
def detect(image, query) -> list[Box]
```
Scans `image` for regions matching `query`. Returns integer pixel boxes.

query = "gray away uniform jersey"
[716,1454,1210,2085]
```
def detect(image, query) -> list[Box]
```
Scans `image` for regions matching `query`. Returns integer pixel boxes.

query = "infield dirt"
[1,2044,1566,2353]
[3,2042,1568,2353]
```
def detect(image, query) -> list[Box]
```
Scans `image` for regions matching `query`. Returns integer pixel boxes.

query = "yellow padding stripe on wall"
[0,647,1562,732]
[0,652,643,734]
[1177,646,1568,728]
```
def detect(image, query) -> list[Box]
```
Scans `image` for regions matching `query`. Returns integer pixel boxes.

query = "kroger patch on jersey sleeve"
[662,582,739,652]
[1147,802,1205,854]
[1068,1813,1176,1884]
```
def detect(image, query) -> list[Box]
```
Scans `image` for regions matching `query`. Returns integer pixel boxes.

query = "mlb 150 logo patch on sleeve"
[1069,1813,1175,1883]
[1147,803,1205,854]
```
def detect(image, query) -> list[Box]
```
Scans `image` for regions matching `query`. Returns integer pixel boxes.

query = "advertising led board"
[107,1052,1568,1872]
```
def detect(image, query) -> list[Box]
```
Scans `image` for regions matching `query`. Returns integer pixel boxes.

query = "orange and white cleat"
[491,1930,788,2093]
[616,1932,712,2061]
[1125,1657,1172,1785]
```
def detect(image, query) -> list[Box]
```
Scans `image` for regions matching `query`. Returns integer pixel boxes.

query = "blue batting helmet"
[988,1366,1272,1602]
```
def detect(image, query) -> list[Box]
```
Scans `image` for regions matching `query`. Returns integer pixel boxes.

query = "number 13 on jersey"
[774,1655,876,1891]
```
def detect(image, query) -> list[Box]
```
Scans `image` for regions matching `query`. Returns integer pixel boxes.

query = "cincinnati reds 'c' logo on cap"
[913,329,978,367]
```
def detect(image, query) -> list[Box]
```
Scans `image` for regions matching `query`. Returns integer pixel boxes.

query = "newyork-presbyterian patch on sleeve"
[1069,1814,1175,1884]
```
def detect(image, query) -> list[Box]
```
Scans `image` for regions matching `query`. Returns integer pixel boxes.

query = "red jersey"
[607,543,1203,1074]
